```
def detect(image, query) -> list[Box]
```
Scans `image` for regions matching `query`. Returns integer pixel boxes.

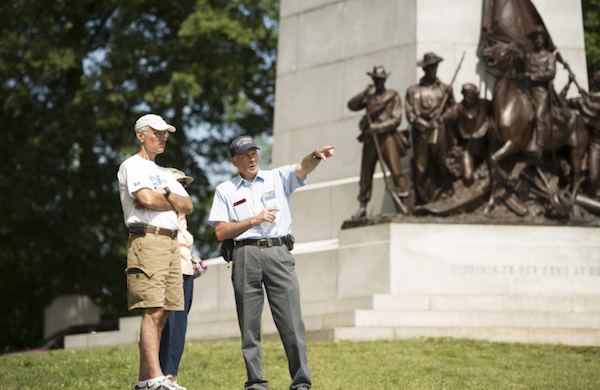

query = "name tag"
[262,190,277,208]
[234,198,247,207]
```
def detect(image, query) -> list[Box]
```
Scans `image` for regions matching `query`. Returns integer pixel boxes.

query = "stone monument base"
[66,223,600,349]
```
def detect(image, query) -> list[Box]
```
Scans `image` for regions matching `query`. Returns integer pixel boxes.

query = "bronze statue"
[481,0,589,215]
[405,53,455,204]
[341,0,600,225]
[442,83,490,186]
[561,71,600,195]
[523,26,557,156]
[348,66,410,218]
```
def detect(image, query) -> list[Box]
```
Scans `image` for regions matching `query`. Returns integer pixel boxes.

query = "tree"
[0,0,278,352]
[583,0,600,85]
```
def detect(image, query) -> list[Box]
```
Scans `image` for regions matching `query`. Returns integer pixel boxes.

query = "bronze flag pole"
[430,51,466,144]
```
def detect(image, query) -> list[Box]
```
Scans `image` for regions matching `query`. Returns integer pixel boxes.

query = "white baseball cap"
[134,114,176,133]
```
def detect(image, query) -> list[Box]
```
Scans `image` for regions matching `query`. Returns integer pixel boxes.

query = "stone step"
[118,316,142,332]
[184,308,600,341]
[65,329,138,350]
[342,310,600,329]
[184,321,600,347]
[371,294,600,313]
[186,295,600,325]
[187,310,238,324]
[186,319,241,341]
[310,327,600,346]
[187,296,374,325]
[65,294,600,350]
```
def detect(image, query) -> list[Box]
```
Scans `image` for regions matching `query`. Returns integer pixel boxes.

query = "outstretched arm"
[295,146,336,181]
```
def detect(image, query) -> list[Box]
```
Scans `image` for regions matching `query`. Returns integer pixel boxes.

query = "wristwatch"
[164,187,171,199]
[312,150,322,160]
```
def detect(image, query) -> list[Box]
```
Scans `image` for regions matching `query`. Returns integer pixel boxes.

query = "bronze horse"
[482,41,589,211]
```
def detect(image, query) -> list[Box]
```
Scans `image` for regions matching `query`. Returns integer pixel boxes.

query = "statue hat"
[461,83,479,94]
[367,65,390,79]
[417,52,443,68]
[527,25,549,39]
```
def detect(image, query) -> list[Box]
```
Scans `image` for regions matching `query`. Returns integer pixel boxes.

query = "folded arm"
[134,187,193,215]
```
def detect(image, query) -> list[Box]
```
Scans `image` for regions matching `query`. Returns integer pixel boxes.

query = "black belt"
[235,237,286,248]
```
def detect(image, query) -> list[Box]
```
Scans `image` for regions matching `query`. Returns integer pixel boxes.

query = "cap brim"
[181,176,193,184]
[235,145,260,156]
[148,122,176,132]
[418,59,442,68]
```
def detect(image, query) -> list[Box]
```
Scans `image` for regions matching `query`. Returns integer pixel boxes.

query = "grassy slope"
[1,338,600,390]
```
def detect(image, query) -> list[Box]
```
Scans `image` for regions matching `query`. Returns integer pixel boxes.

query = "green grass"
[1,338,600,389]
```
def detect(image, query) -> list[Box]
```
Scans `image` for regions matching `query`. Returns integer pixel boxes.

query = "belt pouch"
[129,223,147,234]
[285,234,295,251]
[221,238,234,259]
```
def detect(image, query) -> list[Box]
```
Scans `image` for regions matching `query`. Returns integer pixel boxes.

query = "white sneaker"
[165,375,187,390]
[131,377,178,390]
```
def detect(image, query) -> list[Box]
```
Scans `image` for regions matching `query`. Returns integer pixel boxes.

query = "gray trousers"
[232,244,311,390]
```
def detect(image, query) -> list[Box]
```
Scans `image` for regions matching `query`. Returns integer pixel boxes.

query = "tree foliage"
[583,0,600,85]
[0,0,278,352]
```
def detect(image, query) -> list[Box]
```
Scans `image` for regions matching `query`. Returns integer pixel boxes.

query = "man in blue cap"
[208,136,335,390]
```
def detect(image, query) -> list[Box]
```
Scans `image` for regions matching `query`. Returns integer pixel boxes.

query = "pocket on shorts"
[125,266,155,279]
[125,266,160,310]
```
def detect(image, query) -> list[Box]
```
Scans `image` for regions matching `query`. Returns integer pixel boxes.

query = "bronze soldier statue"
[524,26,557,156]
[442,83,490,186]
[405,52,455,204]
[347,66,410,218]
[561,71,600,195]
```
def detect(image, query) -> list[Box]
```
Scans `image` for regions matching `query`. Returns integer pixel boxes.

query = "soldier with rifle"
[348,65,410,218]
[405,52,457,204]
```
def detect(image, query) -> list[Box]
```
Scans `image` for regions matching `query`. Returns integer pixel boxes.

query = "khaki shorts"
[125,232,184,311]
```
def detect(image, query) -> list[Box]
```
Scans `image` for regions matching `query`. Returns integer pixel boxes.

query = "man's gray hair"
[137,125,150,134]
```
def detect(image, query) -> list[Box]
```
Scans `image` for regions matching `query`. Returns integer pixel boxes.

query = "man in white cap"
[117,114,193,390]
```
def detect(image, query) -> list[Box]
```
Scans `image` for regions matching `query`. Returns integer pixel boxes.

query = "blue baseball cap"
[229,135,260,158]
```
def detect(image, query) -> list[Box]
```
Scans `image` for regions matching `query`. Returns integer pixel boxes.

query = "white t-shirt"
[117,154,189,230]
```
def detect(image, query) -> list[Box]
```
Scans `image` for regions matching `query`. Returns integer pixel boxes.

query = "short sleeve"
[279,165,307,197]
[119,159,154,198]
[208,185,231,227]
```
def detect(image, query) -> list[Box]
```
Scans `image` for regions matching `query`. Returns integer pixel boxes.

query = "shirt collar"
[234,169,265,189]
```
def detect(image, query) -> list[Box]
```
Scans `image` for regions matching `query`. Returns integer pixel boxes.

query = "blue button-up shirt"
[208,165,307,241]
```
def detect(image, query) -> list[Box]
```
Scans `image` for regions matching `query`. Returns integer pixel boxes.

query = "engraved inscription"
[451,264,598,277]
